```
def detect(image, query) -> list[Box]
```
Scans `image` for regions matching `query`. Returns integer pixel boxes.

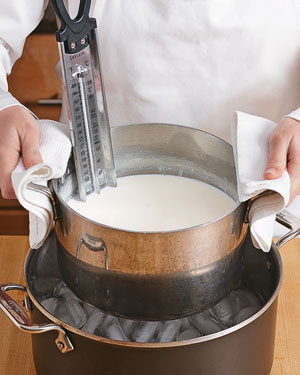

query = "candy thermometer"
[51,0,117,201]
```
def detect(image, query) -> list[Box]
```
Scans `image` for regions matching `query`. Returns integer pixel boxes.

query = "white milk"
[67,174,236,231]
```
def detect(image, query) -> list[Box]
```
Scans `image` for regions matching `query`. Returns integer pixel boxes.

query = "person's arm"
[264,113,300,204]
[0,1,48,198]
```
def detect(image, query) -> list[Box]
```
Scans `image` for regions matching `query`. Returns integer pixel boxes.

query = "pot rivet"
[104,288,110,299]
[266,261,272,271]
[57,342,65,350]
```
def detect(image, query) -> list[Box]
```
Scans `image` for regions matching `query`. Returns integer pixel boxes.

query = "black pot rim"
[24,241,283,349]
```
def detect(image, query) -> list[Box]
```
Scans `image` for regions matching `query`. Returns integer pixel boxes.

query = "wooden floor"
[0,236,299,375]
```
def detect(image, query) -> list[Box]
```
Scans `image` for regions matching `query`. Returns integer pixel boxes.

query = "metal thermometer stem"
[74,66,100,195]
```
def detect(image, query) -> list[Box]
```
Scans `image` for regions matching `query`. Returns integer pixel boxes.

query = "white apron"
[0,0,300,233]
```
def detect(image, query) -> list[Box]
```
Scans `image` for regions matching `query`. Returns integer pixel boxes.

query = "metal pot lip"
[109,122,230,146]
[25,242,283,348]
[53,121,241,234]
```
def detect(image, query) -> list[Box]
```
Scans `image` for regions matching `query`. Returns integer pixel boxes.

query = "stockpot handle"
[0,283,73,354]
[275,209,300,249]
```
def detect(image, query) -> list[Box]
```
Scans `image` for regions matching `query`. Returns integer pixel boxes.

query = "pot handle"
[27,182,58,221]
[275,209,300,249]
[76,232,108,269]
[0,283,74,354]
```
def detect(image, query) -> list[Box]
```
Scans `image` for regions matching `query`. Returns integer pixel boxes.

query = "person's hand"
[0,106,42,199]
[264,116,300,204]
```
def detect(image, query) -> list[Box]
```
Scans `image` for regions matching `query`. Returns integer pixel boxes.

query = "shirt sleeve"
[0,0,48,112]
[284,107,300,122]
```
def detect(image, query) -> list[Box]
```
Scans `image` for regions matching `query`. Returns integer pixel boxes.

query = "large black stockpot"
[1,210,300,375]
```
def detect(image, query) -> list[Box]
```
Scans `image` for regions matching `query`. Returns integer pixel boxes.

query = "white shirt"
[1,0,300,231]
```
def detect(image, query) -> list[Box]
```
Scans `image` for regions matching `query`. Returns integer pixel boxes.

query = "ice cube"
[131,321,161,343]
[228,290,250,316]
[179,318,190,331]
[190,311,222,335]
[156,320,182,343]
[105,319,128,341]
[82,309,106,334]
[83,302,98,317]
[243,289,262,310]
[41,296,76,329]
[41,297,61,314]
[234,306,260,324]
[177,328,200,341]
[60,296,88,328]
[119,318,139,340]
[210,297,232,319]
[53,281,78,300]
[209,297,234,328]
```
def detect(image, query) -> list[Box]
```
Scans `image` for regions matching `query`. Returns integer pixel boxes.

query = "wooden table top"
[0,235,299,375]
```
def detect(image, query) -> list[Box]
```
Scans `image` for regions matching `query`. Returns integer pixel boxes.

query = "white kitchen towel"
[12,119,71,249]
[231,111,290,251]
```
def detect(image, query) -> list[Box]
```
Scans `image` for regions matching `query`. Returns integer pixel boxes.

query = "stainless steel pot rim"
[25,243,283,348]
[111,122,232,148]
[55,122,241,234]
[57,195,242,235]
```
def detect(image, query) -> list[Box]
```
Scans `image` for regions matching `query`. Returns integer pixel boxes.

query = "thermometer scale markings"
[69,59,103,194]
[70,77,93,188]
